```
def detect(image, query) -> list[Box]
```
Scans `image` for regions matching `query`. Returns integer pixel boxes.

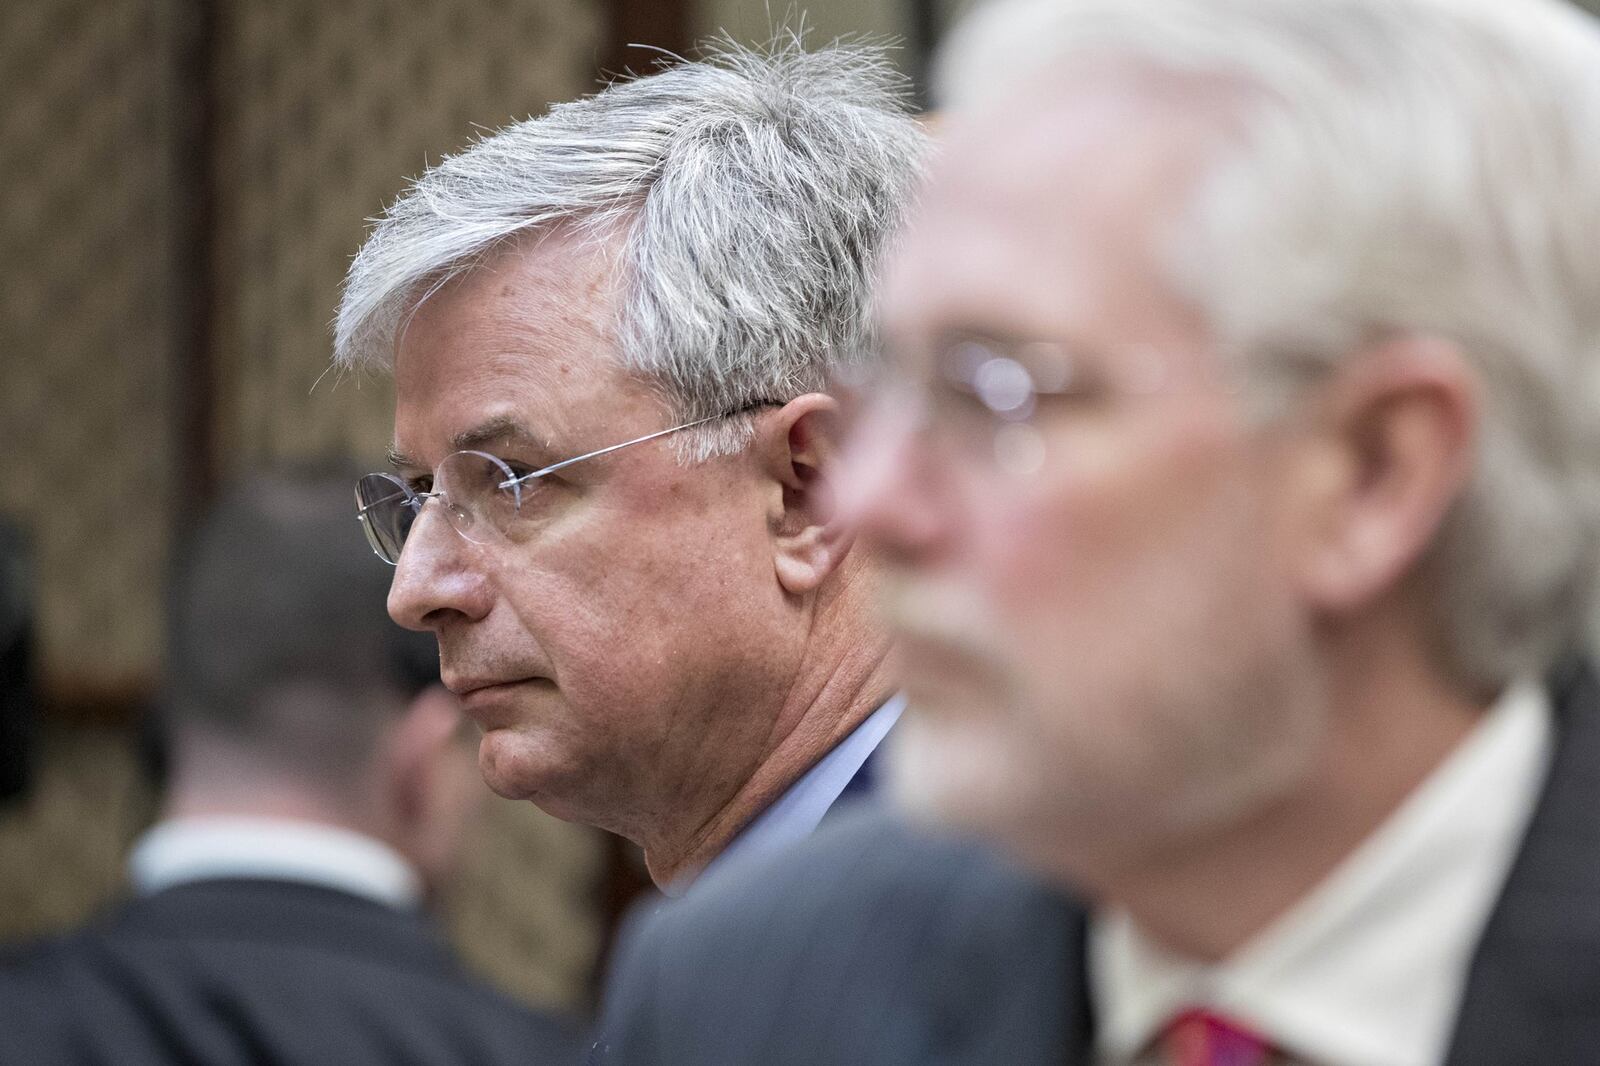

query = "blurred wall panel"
[0,728,158,940]
[449,794,607,1011]
[0,0,191,704]
[690,0,976,105]
[209,0,606,472]
[695,0,902,59]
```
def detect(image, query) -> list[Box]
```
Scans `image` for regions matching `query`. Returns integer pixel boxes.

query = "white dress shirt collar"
[1090,676,1553,1066]
[128,815,423,910]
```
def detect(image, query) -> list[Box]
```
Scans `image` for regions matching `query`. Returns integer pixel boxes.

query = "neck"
[1093,621,1485,962]
[162,735,382,844]
[642,626,896,887]
[164,789,357,830]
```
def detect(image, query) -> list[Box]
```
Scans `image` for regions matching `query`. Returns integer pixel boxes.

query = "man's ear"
[1287,334,1479,616]
[756,393,856,596]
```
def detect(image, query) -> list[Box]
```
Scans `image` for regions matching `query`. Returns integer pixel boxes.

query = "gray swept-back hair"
[335,38,928,458]
[940,0,1600,692]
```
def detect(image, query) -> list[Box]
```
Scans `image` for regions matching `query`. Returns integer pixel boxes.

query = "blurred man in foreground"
[334,43,925,889]
[0,472,576,1065]
[596,0,1600,1061]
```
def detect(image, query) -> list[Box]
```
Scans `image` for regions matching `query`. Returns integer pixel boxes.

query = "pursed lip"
[445,675,522,698]
[445,675,553,730]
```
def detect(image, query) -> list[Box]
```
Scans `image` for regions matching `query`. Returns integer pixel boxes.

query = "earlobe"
[775,521,856,595]
[764,394,855,595]
[1294,336,1478,616]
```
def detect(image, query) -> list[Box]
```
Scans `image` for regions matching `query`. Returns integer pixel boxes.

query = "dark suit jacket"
[0,878,578,1066]
[595,659,1600,1064]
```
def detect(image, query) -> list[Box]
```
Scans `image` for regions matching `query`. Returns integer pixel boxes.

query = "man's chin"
[475,728,553,801]
[475,729,607,824]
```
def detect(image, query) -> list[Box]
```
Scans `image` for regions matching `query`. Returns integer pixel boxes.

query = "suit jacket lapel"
[1445,659,1600,1065]
[1062,903,1097,1063]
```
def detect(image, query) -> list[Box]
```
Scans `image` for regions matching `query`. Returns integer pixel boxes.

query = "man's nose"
[387,503,493,632]
[834,398,949,564]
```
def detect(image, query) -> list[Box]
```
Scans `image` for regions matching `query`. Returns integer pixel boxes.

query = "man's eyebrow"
[385,417,551,472]
[449,416,548,454]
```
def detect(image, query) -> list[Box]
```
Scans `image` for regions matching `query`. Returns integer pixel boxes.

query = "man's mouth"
[443,675,555,724]
[447,676,520,698]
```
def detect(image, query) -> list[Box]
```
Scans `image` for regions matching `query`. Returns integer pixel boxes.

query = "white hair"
[335,38,928,458]
[940,0,1600,691]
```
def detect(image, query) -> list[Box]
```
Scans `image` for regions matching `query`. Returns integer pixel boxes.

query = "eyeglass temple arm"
[356,478,439,517]
[502,403,780,488]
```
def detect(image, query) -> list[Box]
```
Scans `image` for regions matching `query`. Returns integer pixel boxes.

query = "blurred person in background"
[594,0,1600,1062]
[0,470,576,1065]
[334,41,927,890]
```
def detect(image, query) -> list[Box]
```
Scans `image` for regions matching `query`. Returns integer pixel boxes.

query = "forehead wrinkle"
[399,257,618,405]
[464,229,622,371]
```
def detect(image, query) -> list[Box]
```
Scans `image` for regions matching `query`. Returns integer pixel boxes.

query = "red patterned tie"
[1159,1008,1276,1066]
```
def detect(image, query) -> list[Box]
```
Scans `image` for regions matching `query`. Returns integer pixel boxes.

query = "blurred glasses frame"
[837,334,1176,478]
[355,403,777,565]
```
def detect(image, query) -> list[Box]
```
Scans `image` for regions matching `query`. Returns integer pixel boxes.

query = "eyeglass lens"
[355,451,523,564]
[355,473,415,564]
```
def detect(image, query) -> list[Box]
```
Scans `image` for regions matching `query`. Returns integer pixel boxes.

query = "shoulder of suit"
[596,806,1086,1065]
[641,805,1068,962]
[0,887,581,1059]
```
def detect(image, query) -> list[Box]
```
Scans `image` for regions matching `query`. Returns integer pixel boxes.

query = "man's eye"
[405,475,433,495]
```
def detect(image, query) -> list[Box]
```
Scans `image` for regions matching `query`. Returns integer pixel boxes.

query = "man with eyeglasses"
[594,0,1600,1062]
[333,42,926,890]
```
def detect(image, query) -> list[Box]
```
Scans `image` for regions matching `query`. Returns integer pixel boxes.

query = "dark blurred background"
[0,0,971,1013]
